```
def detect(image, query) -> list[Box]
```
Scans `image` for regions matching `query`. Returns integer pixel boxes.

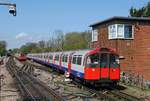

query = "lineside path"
[0,57,21,101]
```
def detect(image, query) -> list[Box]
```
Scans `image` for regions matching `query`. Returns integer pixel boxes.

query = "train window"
[55,55,59,61]
[72,56,77,64]
[100,53,109,68]
[50,55,53,60]
[86,54,99,68]
[62,55,65,62]
[109,54,119,68]
[77,57,82,65]
[65,55,68,62]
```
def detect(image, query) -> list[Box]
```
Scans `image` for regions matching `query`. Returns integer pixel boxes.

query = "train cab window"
[86,54,99,68]
[77,57,82,65]
[100,53,109,68]
[109,54,119,68]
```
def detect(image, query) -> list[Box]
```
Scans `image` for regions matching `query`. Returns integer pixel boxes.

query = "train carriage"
[27,48,120,85]
[16,53,27,61]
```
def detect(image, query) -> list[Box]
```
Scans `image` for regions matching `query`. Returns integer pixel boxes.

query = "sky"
[0,0,149,49]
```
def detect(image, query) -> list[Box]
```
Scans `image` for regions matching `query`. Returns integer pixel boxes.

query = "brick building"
[90,16,150,80]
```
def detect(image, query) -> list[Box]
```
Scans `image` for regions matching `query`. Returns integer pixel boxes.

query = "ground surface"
[120,83,150,100]
[0,58,21,101]
[31,60,150,101]
[1,58,150,101]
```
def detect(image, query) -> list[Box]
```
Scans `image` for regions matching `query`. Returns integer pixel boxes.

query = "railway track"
[25,59,142,101]
[6,57,65,101]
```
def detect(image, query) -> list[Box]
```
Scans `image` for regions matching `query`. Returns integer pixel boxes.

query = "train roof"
[27,48,118,56]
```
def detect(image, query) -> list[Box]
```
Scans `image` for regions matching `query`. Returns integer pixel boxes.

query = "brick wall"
[91,22,150,80]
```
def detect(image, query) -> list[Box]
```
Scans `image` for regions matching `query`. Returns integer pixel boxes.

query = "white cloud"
[15,32,28,39]
[15,32,32,40]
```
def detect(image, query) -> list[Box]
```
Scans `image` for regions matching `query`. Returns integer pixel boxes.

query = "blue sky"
[0,0,149,49]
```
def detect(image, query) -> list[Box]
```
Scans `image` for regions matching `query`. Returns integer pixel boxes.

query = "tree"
[53,30,65,51]
[0,41,7,56]
[130,1,150,17]
[38,40,45,49]
[20,42,39,54]
[18,30,91,53]
[64,31,91,50]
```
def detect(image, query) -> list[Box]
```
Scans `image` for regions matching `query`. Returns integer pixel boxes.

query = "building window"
[117,24,124,38]
[108,24,117,39]
[108,24,133,39]
[92,29,98,42]
[124,25,133,38]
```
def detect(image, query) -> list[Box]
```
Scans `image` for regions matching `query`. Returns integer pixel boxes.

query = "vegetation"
[13,31,91,54]
[0,41,7,56]
[130,1,150,17]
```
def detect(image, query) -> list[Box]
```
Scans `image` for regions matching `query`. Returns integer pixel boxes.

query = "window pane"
[50,55,53,60]
[108,25,116,39]
[55,55,59,61]
[72,57,76,64]
[65,56,68,62]
[117,24,124,38]
[62,56,65,62]
[110,54,119,68]
[77,57,82,65]
[100,53,108,68]
[86,54,99,68]
[124,25,132,38]
[92,30,98,41]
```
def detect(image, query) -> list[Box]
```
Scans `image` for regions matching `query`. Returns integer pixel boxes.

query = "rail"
[6,57,65,101]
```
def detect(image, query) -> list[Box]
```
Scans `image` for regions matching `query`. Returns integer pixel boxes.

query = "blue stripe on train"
[31,58,84,78]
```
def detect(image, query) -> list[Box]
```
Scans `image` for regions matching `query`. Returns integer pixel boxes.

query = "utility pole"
[0,2,16,16]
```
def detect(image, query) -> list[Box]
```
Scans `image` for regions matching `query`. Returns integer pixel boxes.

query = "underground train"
[16,53,27,61]
[27,48,120,85]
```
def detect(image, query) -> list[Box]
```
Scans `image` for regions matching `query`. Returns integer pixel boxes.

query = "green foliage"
[16,31,91,54]
[64,31,91,50]
[0,41,7,56]
[130,1,150,17]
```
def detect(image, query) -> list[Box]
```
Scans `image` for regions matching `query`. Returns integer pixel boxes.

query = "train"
[27,48,120,86]
[16,53,27,61]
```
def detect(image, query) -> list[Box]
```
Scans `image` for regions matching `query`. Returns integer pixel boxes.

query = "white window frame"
[108,24,134,39]
[92,29,98,42]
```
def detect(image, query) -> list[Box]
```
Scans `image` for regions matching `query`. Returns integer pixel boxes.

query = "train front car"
[17,53,27,61]
[84,48,120,86]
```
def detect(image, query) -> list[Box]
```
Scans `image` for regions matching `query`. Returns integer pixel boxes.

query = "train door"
[100,53,120,80]
[67,55,71,73]
[109,54,120,80]
[55,54,60,66]
[62,55,68,71]
[49,54,53,64]
[71,55,83,77]
[67,52,74,75]
[100,53,109,79]
[59,54,62,70]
